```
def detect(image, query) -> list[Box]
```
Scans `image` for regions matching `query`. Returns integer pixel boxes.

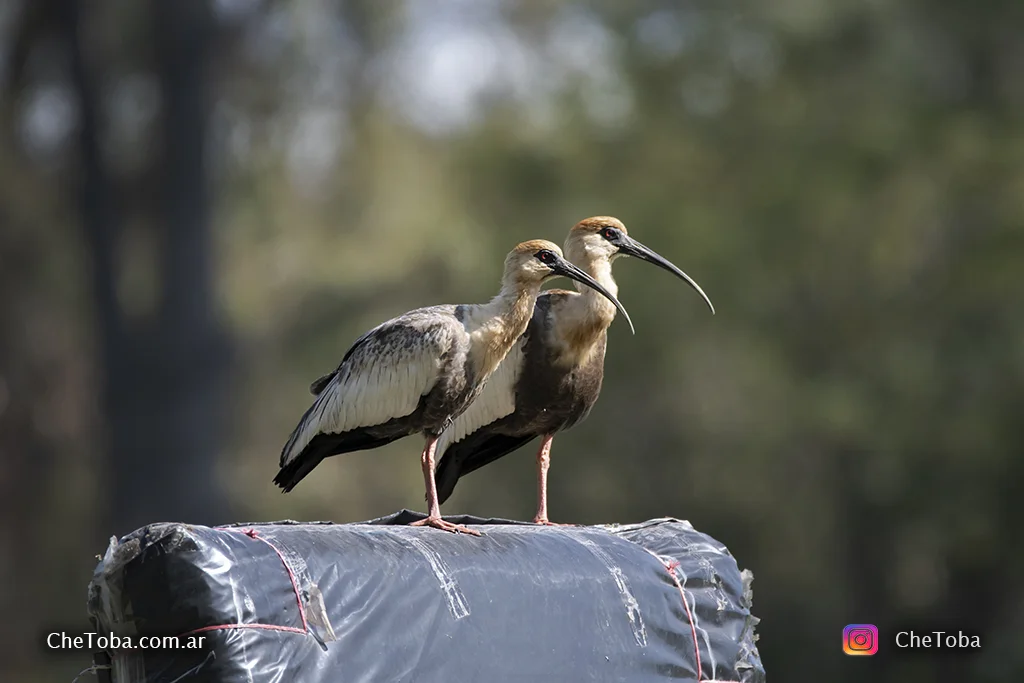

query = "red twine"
[645,549,741,683]
[179,527,309,639]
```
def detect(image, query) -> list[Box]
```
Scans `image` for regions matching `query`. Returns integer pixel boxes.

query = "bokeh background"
[2,1,1022,681]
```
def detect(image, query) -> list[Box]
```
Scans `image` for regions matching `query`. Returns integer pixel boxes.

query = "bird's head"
[565,216,715,315]
[566,216,630,263]
[504,240,634,333]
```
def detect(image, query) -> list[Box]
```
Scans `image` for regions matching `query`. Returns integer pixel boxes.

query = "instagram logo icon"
[843,624,878,655]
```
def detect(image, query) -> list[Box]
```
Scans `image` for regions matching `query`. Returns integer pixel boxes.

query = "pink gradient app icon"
[843,624,878,655]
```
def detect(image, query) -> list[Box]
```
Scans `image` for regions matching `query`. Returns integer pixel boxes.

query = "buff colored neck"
[540,240,619,366]
[467,280,542,380]
[571,256,618,317]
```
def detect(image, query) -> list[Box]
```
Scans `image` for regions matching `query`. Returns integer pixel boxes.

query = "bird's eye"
[535,250,556,264]
[601,227,617,240]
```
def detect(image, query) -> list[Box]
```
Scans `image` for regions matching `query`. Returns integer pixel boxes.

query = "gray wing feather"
[436,335,524,456]
[282,306,460,466]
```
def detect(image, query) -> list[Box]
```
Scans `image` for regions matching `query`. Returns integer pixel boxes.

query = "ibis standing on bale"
[274,239,633,535]
[433,217,714,524]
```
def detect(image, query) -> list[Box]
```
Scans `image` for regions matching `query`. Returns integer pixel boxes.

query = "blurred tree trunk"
[0,222,54,677]
[63,0,233,535]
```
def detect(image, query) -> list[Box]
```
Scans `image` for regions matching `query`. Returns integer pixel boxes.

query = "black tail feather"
[274,430,403,492]
[273,445,329,493]
[435,433,535,505]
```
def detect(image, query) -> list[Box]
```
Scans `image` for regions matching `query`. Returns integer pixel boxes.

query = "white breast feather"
[436,336,525,456]
[282,314,456,466]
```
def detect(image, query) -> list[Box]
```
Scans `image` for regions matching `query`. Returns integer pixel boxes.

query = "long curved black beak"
[618,236,715,314]
[549,256,635,334]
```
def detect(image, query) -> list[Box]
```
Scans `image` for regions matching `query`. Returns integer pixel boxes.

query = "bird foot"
[409,516,482,536]
[532,518,576,527]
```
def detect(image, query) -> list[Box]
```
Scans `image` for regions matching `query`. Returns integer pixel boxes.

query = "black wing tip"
[274,443,302,492]
[434,445,463,505]
[272,476,292,492]
[273,448,322,493]
[434,433,536,505]
[435,470,456,506]
[273,430,396,494]
[272,465,301,493]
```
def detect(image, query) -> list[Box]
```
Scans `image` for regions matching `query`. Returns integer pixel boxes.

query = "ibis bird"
[433,217,714,524]
[274,239,633,535]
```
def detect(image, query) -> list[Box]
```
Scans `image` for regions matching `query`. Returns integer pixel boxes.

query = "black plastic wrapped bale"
[87,511,764,683]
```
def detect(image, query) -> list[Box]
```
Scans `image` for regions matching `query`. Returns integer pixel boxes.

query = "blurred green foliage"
[1,1,1022,681]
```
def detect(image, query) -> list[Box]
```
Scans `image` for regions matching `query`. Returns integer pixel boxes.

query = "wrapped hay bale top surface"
[88,511,764,683]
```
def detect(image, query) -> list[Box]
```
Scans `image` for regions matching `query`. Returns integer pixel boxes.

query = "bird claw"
[409,516,483,536]
[533,518,576,527]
